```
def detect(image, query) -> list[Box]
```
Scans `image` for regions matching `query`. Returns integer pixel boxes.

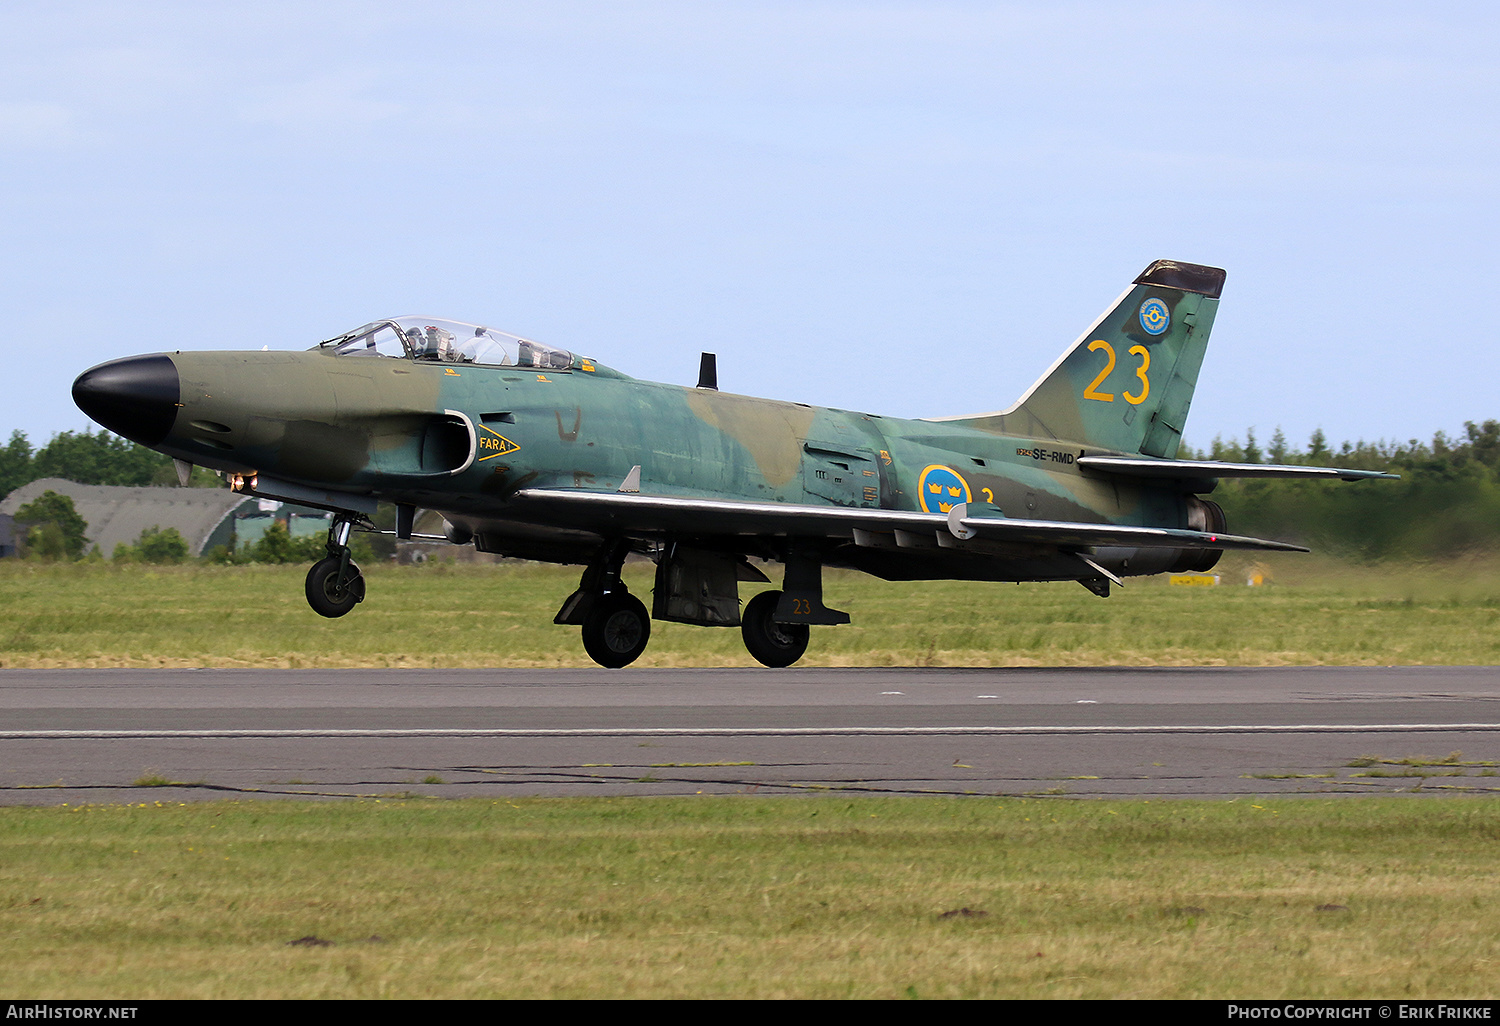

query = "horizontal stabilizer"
[1078,456,1398,482]
[511,488,1307,553]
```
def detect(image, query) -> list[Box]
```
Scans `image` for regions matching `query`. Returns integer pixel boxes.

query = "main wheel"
[741,590,809,668]
[581,592,651,668]
[305,556,366,618]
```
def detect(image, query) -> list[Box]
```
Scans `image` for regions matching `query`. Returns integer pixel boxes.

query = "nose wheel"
[304,513,366,618]
[305,555,366,617]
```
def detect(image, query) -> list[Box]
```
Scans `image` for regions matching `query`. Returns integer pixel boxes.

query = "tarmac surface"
[4,665,1500,803]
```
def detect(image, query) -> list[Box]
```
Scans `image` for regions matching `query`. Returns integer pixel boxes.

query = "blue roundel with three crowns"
[918,465,971,514]
[1139,297,1170,336]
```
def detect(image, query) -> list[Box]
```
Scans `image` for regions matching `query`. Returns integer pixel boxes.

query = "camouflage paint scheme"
[72,260,1391,666]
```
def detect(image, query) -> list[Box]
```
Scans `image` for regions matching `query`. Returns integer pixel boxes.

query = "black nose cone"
[72,354,180,447]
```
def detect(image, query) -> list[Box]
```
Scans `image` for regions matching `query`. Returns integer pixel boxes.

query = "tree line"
[1183,421,1500,560]
[1,428,372,563]
[7,421,1500,564]
[10,487,375,565]
[0,428,218,498]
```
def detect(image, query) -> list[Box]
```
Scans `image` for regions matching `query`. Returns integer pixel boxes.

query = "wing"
[1078,456,1397,482]
[510,488,1307,553]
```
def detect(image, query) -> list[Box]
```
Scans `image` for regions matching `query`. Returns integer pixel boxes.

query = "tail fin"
[939,259,1224,457]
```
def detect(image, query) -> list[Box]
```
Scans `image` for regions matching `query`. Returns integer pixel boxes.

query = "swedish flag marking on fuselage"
[1139,297,1169,336]
[918,465,970,514]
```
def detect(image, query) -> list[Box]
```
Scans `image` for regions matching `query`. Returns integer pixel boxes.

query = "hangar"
[0,478,256,557]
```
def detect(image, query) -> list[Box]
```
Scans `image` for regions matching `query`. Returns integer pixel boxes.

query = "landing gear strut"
[305,514,366,618]
[556,539,650,668]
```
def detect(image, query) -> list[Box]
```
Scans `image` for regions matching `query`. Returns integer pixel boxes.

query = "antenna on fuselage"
[696,352,718,390]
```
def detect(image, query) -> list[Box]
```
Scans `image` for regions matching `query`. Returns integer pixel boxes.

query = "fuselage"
[74,343,1196,582]
[69,264,1359,670]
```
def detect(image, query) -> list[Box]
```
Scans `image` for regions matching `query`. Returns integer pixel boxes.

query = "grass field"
[2,552,1499,668]
[3,795,1499,999]
[6,556,1499,999]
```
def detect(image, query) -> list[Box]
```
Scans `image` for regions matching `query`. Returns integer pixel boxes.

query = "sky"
[3,1,1497,453]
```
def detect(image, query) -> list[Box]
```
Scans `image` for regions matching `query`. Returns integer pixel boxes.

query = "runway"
[3,666,1500,803]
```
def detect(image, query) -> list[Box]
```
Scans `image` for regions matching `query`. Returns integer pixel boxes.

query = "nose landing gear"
[305,513,366,618]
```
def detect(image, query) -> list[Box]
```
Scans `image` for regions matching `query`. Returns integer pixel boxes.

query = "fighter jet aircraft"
[72,259,1392,667]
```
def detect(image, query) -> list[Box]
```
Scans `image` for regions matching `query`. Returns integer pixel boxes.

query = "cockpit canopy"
[317,317,578,370]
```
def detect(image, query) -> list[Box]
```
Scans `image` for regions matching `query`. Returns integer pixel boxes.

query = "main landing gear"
[554,539,651,668]
[740,590,809,668]
[580,592,651,668]
[558,542,845,669]
[304,514,366,618]
[736,550,847,668]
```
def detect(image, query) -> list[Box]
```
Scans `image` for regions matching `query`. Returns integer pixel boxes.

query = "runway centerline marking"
[5,724,1500,740]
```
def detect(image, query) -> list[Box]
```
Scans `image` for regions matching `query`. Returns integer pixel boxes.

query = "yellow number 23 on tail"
[1083,341,1150,406]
